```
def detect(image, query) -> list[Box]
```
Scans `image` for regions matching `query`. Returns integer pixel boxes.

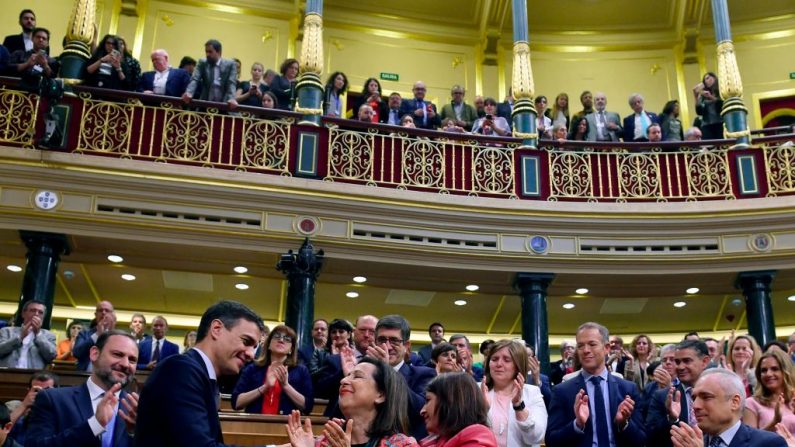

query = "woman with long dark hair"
[324,71,349,117]
[355,78,389,124]
[420,373,496,447]
[660,100,684,141]
[695,72,723,140]
[84,34,125,89]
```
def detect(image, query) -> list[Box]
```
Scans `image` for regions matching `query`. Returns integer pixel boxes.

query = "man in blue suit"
[25,330,140,447]
[134,300,264,446]
[669,368,787,447]
[546,322,646,447]
[622,93,660,142]
[399,81,441,130]
[414,322,444,367]
[137,49,191,97]
[136,316,179,370]
[74,301,117,371]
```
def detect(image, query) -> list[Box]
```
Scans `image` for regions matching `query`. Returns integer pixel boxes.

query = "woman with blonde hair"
[623,334,656,391]
[728,334,762,396]
[744,349,795,432]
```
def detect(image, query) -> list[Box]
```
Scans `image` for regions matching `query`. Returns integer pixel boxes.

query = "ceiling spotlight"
[233,266,248,274]
[674,301,687,308]
[575,288,589,295]
[235,283,249,290]
[686,287,700,294]
[121,274,136,281]
[6,265,22,273]
[107,255,124,263]
[353,276,367,283]
[346,291,359,298]
[788,295,795,302]
[454,300,467,306]
[562,303,575,309]
[465,284,479,292]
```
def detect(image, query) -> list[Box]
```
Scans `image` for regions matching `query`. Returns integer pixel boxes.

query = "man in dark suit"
[74,301,117,371]
[2,10,37,55]
[414,322,444,367]
[136,316,179,370]
[399,81,440,130]
[525,344,553,409]
[622,93,660,142]
[549,340,576,385]
[546,322,646,447]
[25,330,139,447]
[182,39,238,109]
[645,339,711,447]
[496,89,513,127]
[138,49,191,97]
[297,318,327,365]
[669,368,787,447]
[134,300,264,446]
[369,314,436,439]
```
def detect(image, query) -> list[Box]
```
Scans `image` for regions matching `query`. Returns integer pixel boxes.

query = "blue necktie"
[640,113,650,138]
[101,410,117,447]
[589,376,610,447]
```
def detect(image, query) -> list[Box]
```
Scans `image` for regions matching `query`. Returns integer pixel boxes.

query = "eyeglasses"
[272,333,293,343]
[376,336,404,346]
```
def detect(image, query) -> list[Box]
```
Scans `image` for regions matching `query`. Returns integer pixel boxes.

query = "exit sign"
[380,72,399,81]
[790,72,795,80]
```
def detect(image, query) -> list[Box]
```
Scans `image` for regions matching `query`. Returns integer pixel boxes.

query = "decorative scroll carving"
[549,151,592,197]
[327,128,373,180]
[511,42,535,100]
[161,109,212,162]
[240,118,291,172]
[765,142,795,195]
[619,153,660,198]
[472,146,514,195]
[402,139,444,188]
[687,150,731,197]
[717,41,743,99]
[0,89,38,147]
[76,99,132,153]
[300,14,324,74]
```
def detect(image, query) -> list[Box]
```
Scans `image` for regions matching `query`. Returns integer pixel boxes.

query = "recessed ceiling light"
[674,301,687,308]
[465,284,479,292]
[121,274,136,281]
[562,303,575,309]
[575,288,589,295]
[233,266,248,274]
[788,295,795,302]
[235,283,249,290]
[686,287,700,294]
[346,291,359,298]
[107,255,124,263]
[454,300,467,306]
[353,276,367,283]
[6,265,22,273]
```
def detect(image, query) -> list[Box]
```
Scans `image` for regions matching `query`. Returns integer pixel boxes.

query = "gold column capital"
[716,40,743,99]
[300,13,324,75]
[511,41,535,100]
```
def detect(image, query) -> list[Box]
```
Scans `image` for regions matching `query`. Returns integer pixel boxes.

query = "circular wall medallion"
[296,216,319,236]
[33,190,59,210]
[749,233,773,252]
[528,235,550,254]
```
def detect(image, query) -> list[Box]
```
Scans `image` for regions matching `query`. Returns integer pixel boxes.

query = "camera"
[485,114,493,121]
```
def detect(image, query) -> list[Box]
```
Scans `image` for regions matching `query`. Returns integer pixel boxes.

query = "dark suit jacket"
[26,383,134,447]
[497,101,513,122]
[185,58,238,103]
[1,34,48,56]
[726,423,788,447]
[399,98,441,129]
[546,371,646,447]
[415,344,433,367]
[137,68,191,97]
[398,362,436,440]
[622,111,661,142]
[549,359,569,385]
[73,329,97,371]
[231,363,314,415]
[314,353,345,416]
[134,349,227,446]
[136,337,179,369]
[645,384,690,447]
[297,344,315,366]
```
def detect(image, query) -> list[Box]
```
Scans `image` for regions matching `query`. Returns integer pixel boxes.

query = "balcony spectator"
[535,96,552,139]
[471,97,509,136]
[8,28,58,92]
[551,92,569,129]
[474,95,485,118]
[401,81,440,130]
[695,72,724,140]
[685,126,703,141]
[623,93,660,142]
[116,36,141,91]
[261,91,278,109]
[138,49,190,97]
[401,114,416,128]
[497,88,513,123]
[568,116,589,141]
[585,92,622,142]
[646,123,663,143]
[85,34,126,89]
[0,45,9,76]
[232,324,313,415]
[0,300,56,369]
[235,62,269,107]
[182,39,238,109]
[232,58,242,81]
[324,71,348,118]
[270,58,298,110]
[440,85,477,131]
[552,123,568,142]
[569,90,593,134]
[355,78,388,124]
[3,10,41,55]
[56,320,83,362]
[385,92,402,125]
[263,69,276,87]
[357,104,374,122]
[441,118,465,133]
[178,55,195,75]
[660,99,684,141]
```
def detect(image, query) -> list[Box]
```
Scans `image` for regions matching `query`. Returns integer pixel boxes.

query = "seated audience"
[419,373,496,447]
[400,81,441,130]
[235,62,269,107]
[182,39,238,108]
[116,36,141,91]
[567,116,589,141]
[129,313,148,344]
[550,92,569,129]
[684,126,703,141]
[6,371,58,446]
[440,85,477,131]
[441,118,465,133]
[138,49,190,97]
[232,324,313,414]
[481,339,547,447]
[430,343,458,375]
[622,93,660,142]
[85,35,127,89]
[552,124,568,142]
[324,71,348,117]
[743,349,795,433]
[0,300,56,369]
[8,28,58,91]
[728,334,761,397]
[270,58,299,110]
[56,320,83,362]
[497,89,514,127]
[182,330,196,353]
[286,357,418,447]
[232,58,242,80]
[25,331,139,447]
[261,91,278,109]
[416,322,445,367]
[401,115,416,128]
[384,92,403,125]
[358,104,375,122]
[660,99,684,141]
[73,300,117,371]
[449,334,483,382]
[471,98,510,136]
[669,368,787,447]
[695,72,723,140]
[624,334,657,391]
[355,78,388,124]
[534,96,552,139]
[178,56,196,75]
[309,318,352,379]
[3,10,39,55]
[137,316,179,370]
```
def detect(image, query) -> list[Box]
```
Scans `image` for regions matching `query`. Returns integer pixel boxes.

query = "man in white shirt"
[0,300,56,369]
[138,49,191,97]
[25,330,139,447]
[622,93,660,142]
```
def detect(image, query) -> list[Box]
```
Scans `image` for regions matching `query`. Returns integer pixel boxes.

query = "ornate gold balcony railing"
[0,86,40,148]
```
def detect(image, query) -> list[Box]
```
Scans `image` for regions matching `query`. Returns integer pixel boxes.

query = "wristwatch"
[512,401,525,411]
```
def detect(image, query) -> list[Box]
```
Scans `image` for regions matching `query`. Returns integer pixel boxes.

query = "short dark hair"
[29,371,59,388]
[359,357,410,439]
[22,300,46,312]
[684,331,700,340]
[431,342,457,363]
[179,56,196,68]
[131,313,146,325]
[279,58,299,76]
[205,39,222,53]
[96,330,137,351]
[428,322,444,333]
[31,27,49,40]
[425,373,488,438]
[479,339,495,355]
[376,315,410,342]
[763,340,788,353]
[449,334,471,349]
[326,71,349,93]
[676,339,709,358]
[325,319,353,351]
[196,300,264,342]
[483,97,497,106]
[19,9,35,20]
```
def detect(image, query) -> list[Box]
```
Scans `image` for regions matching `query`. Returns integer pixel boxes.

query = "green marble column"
[276,238,324,354]
[514,272,555,375]
[735,270,776,347]
[15,231,70,329]
[59,0,95,87]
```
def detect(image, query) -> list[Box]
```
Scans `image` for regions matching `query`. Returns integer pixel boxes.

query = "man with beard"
[25,330,139,447]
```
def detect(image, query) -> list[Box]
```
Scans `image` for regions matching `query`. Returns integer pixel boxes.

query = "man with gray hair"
[440,84,477,131]
[684,126,703,141]
[546,322,646,447]
[669,368,786,446]
[622,93,660,142]
[0,300,56,369]
[138,49,191,97]
[550,340,576,385]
